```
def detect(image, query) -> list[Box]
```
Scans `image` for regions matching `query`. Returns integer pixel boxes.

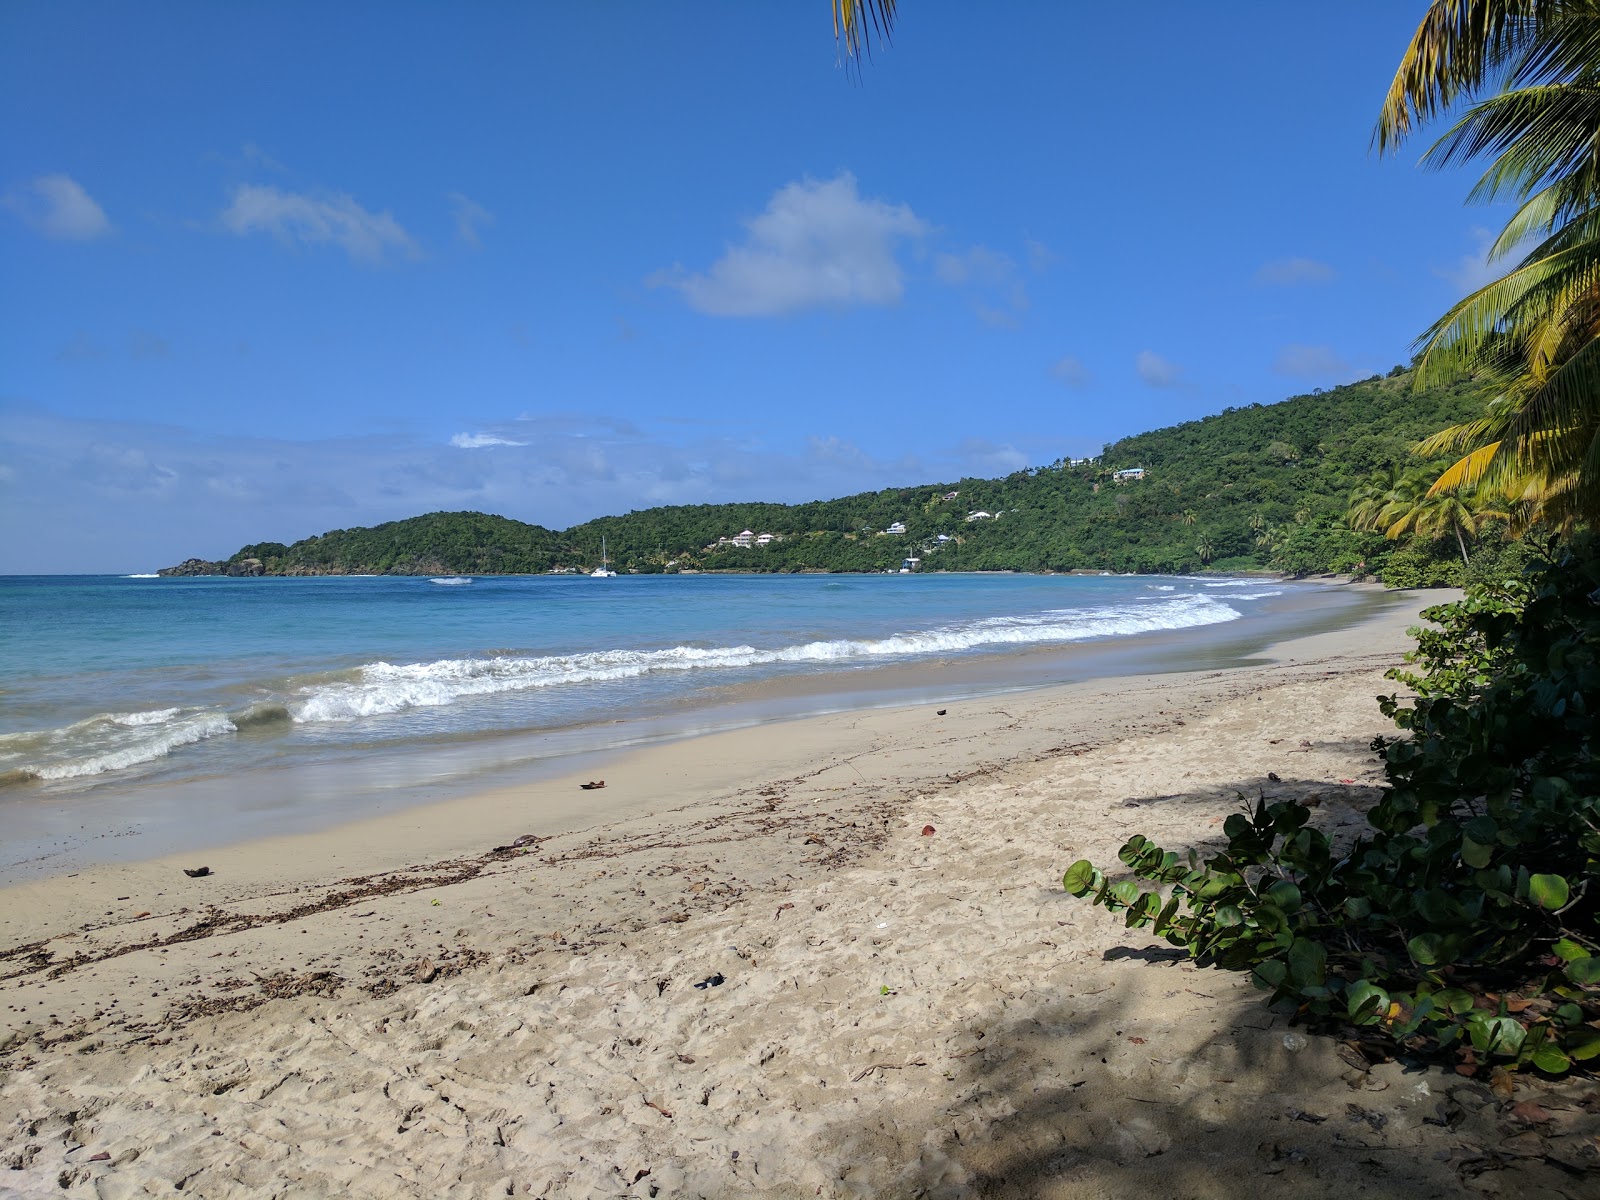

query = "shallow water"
[0,572,1383,875]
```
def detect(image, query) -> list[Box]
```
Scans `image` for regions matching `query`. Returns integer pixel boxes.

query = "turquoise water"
[1,571,1345,803]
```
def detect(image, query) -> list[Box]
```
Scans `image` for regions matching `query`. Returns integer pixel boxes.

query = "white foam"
[124,573,161,579]
[0,709,236,782]
[430,577,473,586]
[112,707,182,727]
[290,595,1241,722]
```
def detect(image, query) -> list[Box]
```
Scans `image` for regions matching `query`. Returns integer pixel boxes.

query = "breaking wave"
[2,593,1240,783]
[289,594,1240,722]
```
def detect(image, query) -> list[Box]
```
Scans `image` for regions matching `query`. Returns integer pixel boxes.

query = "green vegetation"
[178,372,1507,580]
[576,371,1491,578]
[1064,539,1600,1074]
[230,511,570,576]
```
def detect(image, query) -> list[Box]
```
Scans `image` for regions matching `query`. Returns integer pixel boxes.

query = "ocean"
[0,572,1387,875]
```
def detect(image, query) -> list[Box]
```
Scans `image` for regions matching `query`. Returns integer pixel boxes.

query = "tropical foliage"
[1347,465,1508,564]
[1065,538,1600,1074]
[178,372,1495,579]
[1380,0,1600,529]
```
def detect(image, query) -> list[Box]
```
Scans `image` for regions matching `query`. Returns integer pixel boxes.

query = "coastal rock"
[156,557,267,577]
[157,558,225,577]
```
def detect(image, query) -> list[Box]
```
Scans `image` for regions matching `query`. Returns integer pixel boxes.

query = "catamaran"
[591,536,617,578]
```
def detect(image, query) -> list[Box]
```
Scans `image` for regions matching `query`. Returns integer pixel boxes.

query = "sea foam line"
[290,594,1241,722]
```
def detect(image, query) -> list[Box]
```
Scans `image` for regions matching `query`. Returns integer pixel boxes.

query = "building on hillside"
[942,490,960,500]
[899,557,921,573]
[756,532,779,546]
[884,521,907,535]
[1112,467,1147,482]
[965,511,994,523]
[732,530,755,548]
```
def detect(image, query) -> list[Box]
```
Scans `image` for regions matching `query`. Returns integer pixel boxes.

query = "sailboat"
[590,536,617,578]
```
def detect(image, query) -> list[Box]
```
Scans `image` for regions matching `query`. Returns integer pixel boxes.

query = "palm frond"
[833,0,897,61]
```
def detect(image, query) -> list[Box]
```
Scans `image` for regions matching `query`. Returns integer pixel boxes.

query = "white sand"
[2,591,1594,1199]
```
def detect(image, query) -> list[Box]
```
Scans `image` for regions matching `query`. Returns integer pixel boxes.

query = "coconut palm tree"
[1352,466,1507,564]
[1378,1,1600,528]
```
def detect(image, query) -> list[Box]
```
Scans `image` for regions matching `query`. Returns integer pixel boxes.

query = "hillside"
[164,371,1490,578]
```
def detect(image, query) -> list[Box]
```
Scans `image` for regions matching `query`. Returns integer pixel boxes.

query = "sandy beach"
[3,589,1595,1199]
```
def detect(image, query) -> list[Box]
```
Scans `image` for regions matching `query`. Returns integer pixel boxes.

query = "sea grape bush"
[1064,538,1600,1072]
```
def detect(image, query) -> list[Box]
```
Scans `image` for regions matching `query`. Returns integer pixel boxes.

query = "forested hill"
[165,371,1488,577]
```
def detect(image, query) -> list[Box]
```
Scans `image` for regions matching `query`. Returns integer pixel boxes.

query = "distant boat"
[591,537,617,578]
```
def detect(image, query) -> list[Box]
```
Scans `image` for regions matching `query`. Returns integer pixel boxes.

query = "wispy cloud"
[1255,256,1336,285]
[1136,349,1183,388]
[650,172,931,316]
[953,436,1028,474]
[449,432,528,449]
[1049,355,1092,389]
[1,404,1082,573]
[1435,225,1509,296]
[1024,236,1057,273]
[3,174,113,240]
[447,191,494,248]
[1272,343,1351,378]
[936,245,1030,326]
[219,184,419,263]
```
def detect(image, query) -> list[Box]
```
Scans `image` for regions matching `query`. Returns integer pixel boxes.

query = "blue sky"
[2,2,1504,572]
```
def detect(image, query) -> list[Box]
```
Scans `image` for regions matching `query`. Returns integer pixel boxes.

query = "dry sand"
[2,590,1595,1199]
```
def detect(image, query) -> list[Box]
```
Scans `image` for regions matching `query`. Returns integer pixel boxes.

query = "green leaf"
[1532,1040,1571,1073]
[1287,938,1327,986]
[1347,981,1388,1025]
[1344,895,1372,921]
[1110,880,1141,907]
[1416,889,1467,925]
[1214,904,1244,928]
[1153,894,1181,935]
[1552,938,1589,962]
[1408,932,1448,965]
[1567,1030,1600,1061]
[1265,880,1303,912]
[1252,960,1287,990]
[1435,987,1476,1014]
[1062,860,1096,897]
[1529,873,1569,910]
[1469,1014,1526,1057]
[1461,836,1493,868]
[1565,957,1600,984]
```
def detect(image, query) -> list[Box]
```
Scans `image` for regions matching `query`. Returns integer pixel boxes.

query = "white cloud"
[953,437,1028,474]
[448,191,494,248]
[1435,225,1508,295]
[1255,256,1336,285]
[1272,343,1352,378]
[650,172,931,316]
[936,245,1029,326]
[1050,355,1092,388]
[3,174,112,240]
[1136,350,1183,388]
[219,184,418,263]
[1024,236,1057,273]
[450,432,528,449]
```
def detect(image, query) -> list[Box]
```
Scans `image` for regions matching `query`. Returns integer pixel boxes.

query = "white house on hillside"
[884,521,907,535]
[965,511,994,523]
[1112,467,1146,481]
[732,529,755,547]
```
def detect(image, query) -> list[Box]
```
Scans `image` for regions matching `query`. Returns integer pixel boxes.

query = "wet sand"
[2,589,1594,1199]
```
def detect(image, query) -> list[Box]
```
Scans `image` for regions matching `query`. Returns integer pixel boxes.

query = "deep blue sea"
[0,572,1381,871]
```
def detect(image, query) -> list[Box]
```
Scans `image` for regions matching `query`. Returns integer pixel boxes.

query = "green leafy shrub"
[1064,538,1600,1073]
